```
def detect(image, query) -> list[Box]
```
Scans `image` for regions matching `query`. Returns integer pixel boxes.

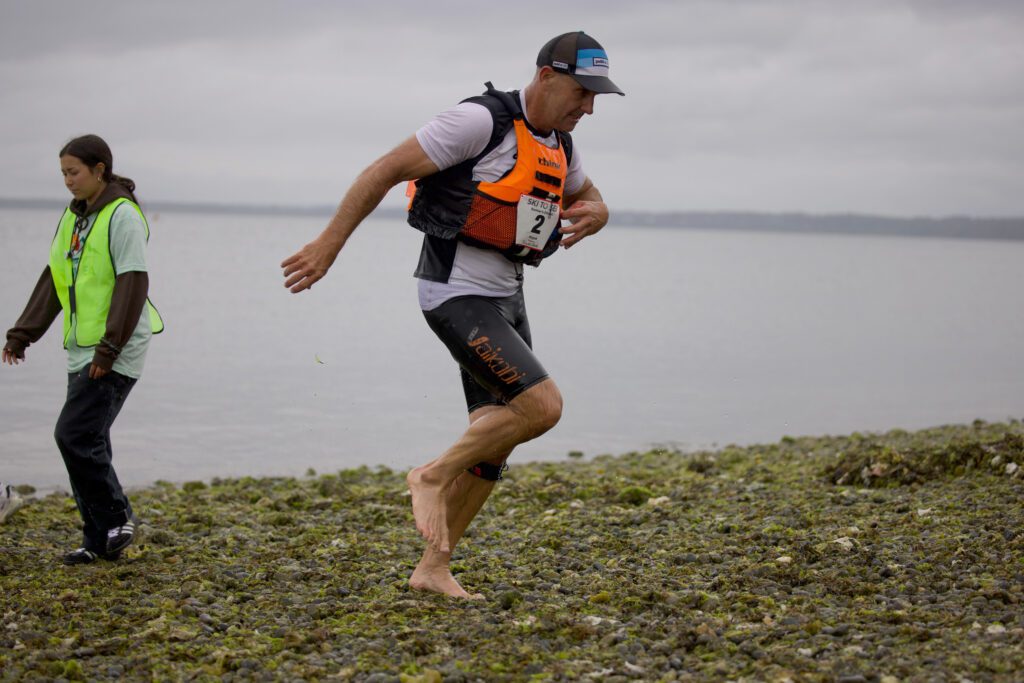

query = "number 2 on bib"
[515,195,559,251]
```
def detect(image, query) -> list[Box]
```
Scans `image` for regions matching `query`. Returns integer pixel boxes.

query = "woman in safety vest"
[2,134,163,565]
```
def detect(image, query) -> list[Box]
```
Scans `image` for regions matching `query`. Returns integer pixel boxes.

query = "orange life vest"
[407,83,573,265]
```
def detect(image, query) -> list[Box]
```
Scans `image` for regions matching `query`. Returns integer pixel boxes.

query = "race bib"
[515,195,560,252]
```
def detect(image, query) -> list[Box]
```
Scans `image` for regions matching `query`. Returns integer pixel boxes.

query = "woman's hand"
[2,346,23,366]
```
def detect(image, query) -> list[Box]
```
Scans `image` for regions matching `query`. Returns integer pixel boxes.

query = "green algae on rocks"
[2,420,1022,681]
[826,420,1024,487]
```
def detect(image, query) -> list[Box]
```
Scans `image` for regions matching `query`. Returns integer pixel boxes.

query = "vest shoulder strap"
[462,82,574,167]
[479,82,523,116]
[557,130,574,167]
[459,82,520,161]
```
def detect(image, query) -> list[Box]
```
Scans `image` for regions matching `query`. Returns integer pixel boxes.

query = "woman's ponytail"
[110,174,139,204]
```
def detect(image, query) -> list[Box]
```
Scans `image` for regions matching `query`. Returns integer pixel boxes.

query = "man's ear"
[538,65,558,83]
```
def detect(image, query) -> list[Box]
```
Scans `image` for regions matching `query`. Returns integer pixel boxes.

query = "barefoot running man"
[282,32,623,598]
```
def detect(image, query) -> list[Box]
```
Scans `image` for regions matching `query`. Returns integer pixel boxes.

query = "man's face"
[549,73,596,131]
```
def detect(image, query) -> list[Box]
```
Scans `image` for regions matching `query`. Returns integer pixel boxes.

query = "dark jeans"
[54,367,137,551]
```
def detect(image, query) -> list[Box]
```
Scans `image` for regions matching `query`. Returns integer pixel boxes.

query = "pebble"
[776,556,793,565]
[499,590,523,610]
[823,624,851,637]
[833,537,857,552]
[363,674,400,683]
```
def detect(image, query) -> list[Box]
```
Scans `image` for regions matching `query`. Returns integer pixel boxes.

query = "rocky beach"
[2,420,1022,681]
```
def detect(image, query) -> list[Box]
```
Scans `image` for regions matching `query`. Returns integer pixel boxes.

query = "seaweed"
[2,420,1022,681]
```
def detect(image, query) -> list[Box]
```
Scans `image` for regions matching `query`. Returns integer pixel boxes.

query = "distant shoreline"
[3,197,1023,241]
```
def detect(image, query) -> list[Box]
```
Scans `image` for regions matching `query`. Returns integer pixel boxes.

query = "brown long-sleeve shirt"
[5,268,149,372]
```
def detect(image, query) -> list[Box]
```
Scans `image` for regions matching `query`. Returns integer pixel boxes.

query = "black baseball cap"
[536,31,624,96]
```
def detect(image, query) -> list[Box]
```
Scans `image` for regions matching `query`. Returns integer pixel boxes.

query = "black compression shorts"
[422,290,549,413]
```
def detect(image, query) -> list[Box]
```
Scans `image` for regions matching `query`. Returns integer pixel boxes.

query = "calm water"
[2,207,1022,488]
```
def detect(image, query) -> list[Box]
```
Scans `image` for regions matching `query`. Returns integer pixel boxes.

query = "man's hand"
[88,363,109,379]
[281,136,440,295]
[281,238,340,293]
[559,200,609,249]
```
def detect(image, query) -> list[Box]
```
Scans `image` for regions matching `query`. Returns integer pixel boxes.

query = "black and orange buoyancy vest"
[407,83,574,265]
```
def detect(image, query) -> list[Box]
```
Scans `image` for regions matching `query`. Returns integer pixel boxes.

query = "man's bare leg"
[410,407,505,598]
[407,379,562,553]
[409,471,496,598]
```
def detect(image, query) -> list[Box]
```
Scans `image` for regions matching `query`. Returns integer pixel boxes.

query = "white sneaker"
[0,483,25,524]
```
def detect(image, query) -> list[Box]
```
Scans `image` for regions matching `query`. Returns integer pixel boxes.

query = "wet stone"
[363,675,400,683]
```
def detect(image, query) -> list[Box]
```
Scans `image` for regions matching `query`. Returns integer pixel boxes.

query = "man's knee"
[515,379,562,438]
[536,389,563,435]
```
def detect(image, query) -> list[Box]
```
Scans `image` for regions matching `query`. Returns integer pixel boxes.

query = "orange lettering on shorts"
[467,334,527,385]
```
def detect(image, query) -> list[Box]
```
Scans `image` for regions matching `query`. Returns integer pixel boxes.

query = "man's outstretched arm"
[281,136,439,293]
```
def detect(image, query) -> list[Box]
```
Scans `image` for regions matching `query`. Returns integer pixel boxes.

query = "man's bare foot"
[409,565,483,600]
[406,466,450,552]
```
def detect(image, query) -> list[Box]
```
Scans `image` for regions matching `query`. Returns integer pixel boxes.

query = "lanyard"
[66,214,89,259]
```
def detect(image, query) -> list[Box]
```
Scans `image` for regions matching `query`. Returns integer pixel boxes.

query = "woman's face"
[60,154,105,201]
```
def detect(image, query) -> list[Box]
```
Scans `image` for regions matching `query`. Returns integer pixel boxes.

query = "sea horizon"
[2,196,1023,241]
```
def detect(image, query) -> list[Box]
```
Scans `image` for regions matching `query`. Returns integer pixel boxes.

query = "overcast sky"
[1,0,1022,217]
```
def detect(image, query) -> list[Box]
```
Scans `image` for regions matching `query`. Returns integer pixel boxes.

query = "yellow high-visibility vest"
[49,197,164,347]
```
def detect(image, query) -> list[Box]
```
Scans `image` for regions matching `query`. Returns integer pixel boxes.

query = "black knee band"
[467,461,508,481]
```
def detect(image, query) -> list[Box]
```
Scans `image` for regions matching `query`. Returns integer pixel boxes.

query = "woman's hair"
[59,134,138,204]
